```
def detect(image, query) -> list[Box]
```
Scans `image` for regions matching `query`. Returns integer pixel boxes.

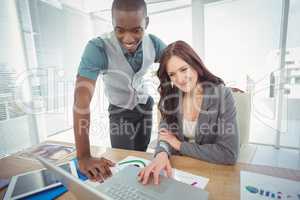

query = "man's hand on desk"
[78,156,115,182]
[138,152,172,185]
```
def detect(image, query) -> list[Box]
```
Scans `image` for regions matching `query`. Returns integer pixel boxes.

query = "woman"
[138,41,239,185]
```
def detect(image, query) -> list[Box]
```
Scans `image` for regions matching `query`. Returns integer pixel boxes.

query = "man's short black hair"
[112,0,147,16]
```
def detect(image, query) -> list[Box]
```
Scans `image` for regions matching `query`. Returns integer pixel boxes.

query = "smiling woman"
[157,40,224,125]
[138,40,240,185]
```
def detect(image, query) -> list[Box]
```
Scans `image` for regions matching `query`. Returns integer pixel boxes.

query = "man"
[73,0,166,182]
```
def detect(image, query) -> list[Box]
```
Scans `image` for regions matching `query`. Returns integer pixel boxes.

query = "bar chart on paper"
[240,171,300,200]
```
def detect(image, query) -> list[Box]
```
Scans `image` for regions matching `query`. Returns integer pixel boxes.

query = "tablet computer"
[4,161,78,200]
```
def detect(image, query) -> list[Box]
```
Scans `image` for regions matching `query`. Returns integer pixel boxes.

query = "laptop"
[36,156,209,200]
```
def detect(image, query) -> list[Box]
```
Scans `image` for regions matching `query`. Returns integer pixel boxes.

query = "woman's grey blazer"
[155,84,240,165]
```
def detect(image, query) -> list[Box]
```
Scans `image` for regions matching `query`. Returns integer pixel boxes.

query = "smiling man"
[73,0,166,181]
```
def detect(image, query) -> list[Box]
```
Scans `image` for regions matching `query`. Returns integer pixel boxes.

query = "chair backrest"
[232,92,252,147]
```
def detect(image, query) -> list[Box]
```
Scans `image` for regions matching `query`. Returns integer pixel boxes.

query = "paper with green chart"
[85,156,209,189]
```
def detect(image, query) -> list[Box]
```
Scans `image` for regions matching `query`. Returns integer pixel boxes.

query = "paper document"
[17,143,75,162]
[85,156,209,189]
[173,169,209,189]
[114,156,209,189]
[240,171,300,200]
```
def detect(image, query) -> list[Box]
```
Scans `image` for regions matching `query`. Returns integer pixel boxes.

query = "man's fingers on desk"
[85,169,97,181]
[105,165,113,177]
[83,170,92,180]
[93,166,104,180]
[89,168,100,180]
[98,165,111,178]
[102,158,115,166]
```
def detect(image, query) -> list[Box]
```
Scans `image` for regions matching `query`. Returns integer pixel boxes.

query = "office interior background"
[0,0,299,169]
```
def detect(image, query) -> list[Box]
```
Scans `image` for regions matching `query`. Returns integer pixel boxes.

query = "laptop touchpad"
[140,176,170,193]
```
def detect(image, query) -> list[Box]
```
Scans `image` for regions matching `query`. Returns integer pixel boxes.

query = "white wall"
[148,6,192,45]
[0,0,34,154]
[204,0,300,148]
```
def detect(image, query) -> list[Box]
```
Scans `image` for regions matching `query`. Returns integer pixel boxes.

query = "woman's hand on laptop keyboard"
[138,152,172,185]
[78,156,115,182]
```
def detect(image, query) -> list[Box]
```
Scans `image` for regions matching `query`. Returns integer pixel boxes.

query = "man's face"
[112,9,148,53]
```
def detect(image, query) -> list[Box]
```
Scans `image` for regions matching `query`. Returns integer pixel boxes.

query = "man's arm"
[73,75,115,182]
[73,75,95,159]
[74,38,115,181]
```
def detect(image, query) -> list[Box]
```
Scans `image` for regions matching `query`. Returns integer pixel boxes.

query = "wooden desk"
[1,143,300,200]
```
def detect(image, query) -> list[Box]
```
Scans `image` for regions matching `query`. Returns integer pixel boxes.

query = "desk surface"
[1,142,300,200]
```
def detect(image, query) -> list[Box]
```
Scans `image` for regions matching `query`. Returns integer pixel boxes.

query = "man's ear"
[145,16,149,29]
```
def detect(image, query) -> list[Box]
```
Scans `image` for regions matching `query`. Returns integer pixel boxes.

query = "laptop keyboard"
[105,183,158,200]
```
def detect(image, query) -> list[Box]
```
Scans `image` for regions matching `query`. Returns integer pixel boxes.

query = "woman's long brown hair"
[157,40,224,125]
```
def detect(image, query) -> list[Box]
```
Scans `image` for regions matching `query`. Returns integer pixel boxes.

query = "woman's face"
[166,56,199,93]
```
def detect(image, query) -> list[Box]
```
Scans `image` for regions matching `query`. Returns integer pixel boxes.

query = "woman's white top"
[182,118,197,142]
